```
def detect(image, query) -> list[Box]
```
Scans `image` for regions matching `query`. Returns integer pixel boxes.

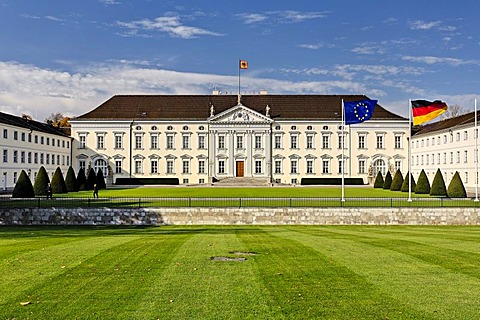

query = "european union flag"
[343,99,377,125]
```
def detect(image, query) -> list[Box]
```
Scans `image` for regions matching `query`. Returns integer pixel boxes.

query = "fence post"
[391,198,393,207]
[239,198,242,208]
[38,198,41,209]
[290,198,292,207]
[138,198,141,209]
[441,198,444,207]
[189,198,191,207]
[88,198,91,207]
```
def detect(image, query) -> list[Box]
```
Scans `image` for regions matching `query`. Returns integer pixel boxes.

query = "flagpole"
[341,99,345,202]
[408,99,412,202]
[238,60,241,96]
[475,98,479,202]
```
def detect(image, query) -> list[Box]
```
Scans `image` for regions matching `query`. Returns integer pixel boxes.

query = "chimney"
[260,90,268,95]
[212,90,220,95]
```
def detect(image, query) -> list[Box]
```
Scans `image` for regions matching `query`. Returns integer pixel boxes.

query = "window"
[255,135,262,149]
[21,151,25,163]
[79,135,86,148]
[275,160,282,174]
[67,156,70,166]
[465,172,469,184]
[40,136,44,145]
[150,135,158,149]
[322,135,330,149]
[338,134,345,149]
[291,178,298,185]
[394,160,401,172]
[426,138,429,147]
[198,160,205,174]
[34,135,38,144]
[450,152,454,164]
[437,153,440,165]
[28,152,31,164]
[456,132,460,141]
[28,133,31,142]
[322,159,330,174]
[198,135,206,149]
[421,155,424,165]
[199,179,205,184]
[13,131,18,140]
[237,135,243,149]
[115,159,122,174]
[183,178,189,184]
[3,129,7,139]
[52,154,55,165]
[34,152,38,164]
[338,159,344,174]
[13,172,17,184]
[182,135,190,149]
[115,135,123,149]
[306,136,314,149]
[464,150,468,163]
[46,137,50,145]
[2,150,7,162]
[426,154,429,165]
[40,153,44,164]
[443,152,447,164]
[372,159,386,176]
[218,136,225,149]
[13,150,18,163]
[290,135,298,149]
[443,135,447,143]
[290,160,298,174]
[96,135,104,149]
[183,160,190,174]
[167,160,174,174]
[166,135,174,149]
[431,154,435,164]
[94,159,107,175]
[432,137,435,146]
[457,151,461,163]
[46,154,49,165]
[394,135,402,149]
[255,160,262,174]
[358,159,366,174]
[306,160,313,174]
[358,134,366,149]
[376,134,384,149]
[151,159,158,174]
[135,160,142,174]
[21,132,25,141]
[464,131,468,140]
[275,135,282,149]
[79,160,86,171]
[135,135,142,149]
[218,160,225,174]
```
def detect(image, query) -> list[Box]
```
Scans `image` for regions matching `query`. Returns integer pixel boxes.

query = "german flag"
[239,60,248,69]
[411,100,448,125]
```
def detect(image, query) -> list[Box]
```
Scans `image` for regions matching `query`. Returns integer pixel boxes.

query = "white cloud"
[238,13,267,24]
[409,20,457,32]
[401,55,480,66]
[99,0,120,5]
[238,10,327,25]
[117,15,223,39]
[298,42,335,50]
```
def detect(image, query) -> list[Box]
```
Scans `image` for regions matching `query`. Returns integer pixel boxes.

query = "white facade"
[0,115,72,191]
[70,98,410,185]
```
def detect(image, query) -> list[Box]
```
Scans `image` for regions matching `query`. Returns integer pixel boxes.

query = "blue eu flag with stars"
[343,99,377,125]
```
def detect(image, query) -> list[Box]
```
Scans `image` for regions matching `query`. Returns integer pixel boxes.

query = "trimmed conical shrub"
[373,171,384,188]
[96,168,106,189]
[415,169,431,194]
[65,166,77,192]
[447,171,467,198]
[401,172,416,192]
[34,166,50,196]
[12,170,35,198]
[86,168,97,191]
[51,167,67,194]
[430,169,447,197]
[77,168,87,191]
[383,171,392,189]
[390,169,404,191]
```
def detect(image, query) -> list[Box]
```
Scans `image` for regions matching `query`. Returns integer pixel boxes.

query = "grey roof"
[0,112,70,137]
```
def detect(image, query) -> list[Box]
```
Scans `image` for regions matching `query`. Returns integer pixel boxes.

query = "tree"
[45,112,72,128]
[96,168,107,189]
[415,169,431,194]
[86,168,97,190]
[383,171,392,189]
[373,171,384,188]
[390,169,404,191]
[440,104,469,120]
[401,172,416,192]
[447,171,467,198]
[51,167,68,194]
[77,168,87,191]
[65,166,77,192]
[12,170,35,198]
[430,169,447,197]
[34,166,50,196]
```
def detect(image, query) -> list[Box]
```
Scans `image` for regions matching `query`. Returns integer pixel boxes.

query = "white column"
[209,129,216,183]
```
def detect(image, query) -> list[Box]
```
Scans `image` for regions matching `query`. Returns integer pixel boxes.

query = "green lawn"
[1,226,480,319]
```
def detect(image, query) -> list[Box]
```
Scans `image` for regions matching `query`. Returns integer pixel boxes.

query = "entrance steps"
[214,177,271,187]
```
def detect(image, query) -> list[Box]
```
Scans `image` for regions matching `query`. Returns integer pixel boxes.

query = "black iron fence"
[1,197,480,209]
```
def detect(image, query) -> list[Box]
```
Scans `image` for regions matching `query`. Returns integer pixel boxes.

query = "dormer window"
[167,126,174,131]
[307,126,313,130]
[291,125,297,130]
[183,125,189,130]
[151,126,157,130]
[135,126,142,130]
[323,126,329,130]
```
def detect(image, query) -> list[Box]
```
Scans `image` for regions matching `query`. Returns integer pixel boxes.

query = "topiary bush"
[415,169,431,194]
[96,168,107,189]
[390,169,403,191]
[430,169,447,197]
[383,171,392,189]
[33,166,50,196]
[86,168,97,191]
[77,168,87,191]
[447,171,467,198]
[401,171,416,192]
[12,170,35,198]
[51,167,68,194]
[373,171,384,188]
[65,166,77,192]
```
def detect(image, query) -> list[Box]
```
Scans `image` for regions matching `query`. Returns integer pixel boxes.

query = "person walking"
[46,183,53,200]
[93,183,99,198]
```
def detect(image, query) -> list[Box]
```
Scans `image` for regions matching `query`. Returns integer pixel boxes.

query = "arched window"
[94,159,108,175]
[372,159,386,176]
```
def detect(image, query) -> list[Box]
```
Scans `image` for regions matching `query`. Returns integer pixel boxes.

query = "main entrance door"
[236,161,244,177]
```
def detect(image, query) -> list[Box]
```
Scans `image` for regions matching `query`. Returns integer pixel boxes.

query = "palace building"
[70,93,409,186]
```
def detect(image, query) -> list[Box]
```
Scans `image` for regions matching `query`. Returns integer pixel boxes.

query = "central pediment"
[209,103,273,124]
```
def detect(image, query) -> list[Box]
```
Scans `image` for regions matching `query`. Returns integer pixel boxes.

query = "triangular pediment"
[209,104,273,123]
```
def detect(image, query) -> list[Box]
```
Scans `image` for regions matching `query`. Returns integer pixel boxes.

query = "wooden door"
[236,161,244,177]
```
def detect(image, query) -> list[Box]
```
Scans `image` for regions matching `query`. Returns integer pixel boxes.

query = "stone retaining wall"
[1,207,479,225]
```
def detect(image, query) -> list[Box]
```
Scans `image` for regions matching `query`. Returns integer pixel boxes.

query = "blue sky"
[1,0,479,121]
